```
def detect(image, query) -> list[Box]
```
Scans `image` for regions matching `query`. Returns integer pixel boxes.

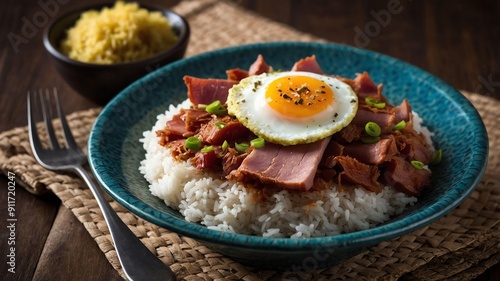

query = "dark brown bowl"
[43,3,190,104]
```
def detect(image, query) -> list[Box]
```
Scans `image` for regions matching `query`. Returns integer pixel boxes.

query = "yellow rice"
[60,1,178,64]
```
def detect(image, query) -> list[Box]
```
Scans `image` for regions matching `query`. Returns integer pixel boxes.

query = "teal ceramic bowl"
[88,42,488,270]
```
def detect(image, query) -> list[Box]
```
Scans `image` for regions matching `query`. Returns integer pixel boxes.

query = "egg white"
[227,71,358,145]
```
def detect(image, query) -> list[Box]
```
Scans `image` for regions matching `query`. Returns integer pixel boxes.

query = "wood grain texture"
[32,205,122,281]
[0,0,499,280]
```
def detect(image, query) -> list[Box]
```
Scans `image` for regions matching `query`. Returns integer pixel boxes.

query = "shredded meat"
[198,116,251,145]
[156,54,435,196]
[222,147,250,176]
[333,124,364,143]
[335,156,382,193]
[381,156,431,196]
[184,108,212,132]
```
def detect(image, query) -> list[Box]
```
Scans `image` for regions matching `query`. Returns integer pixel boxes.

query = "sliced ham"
[226,68,249,81]
[343,136,397,165]
[291,55,323,74]
[184,76,236,105]
[156,111,192,145]
[248,54,273,75]
[352,72,379,98]
[166,112,188,136]
[233,137,331,191]
[193,149,219,170]
[351,107,396,133]
[395,98,412,123]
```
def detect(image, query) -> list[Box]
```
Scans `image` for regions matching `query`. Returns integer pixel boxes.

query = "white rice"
[139,100,424,238]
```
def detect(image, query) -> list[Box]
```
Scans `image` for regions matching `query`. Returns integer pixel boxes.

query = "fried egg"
[227,71,358,145]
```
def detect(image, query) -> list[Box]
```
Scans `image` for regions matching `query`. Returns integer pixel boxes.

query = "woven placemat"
[1,0,499,280]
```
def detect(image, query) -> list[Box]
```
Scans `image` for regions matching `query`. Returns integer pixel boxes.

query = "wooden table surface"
[1,0,499,280]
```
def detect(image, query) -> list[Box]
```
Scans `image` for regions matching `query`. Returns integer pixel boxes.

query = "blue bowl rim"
[88,41,489,251]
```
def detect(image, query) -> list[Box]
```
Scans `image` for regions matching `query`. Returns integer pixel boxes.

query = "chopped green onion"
[365,97,386,109]
[297,86,308,94]
[185,136,201,151]
[235,142,249,152]
[201,145,214,153]
[197,104,207,109]
[221,140,229,151]
[411,160,425,169]
[206,100,227,115]
[215,121,226,129]
[365,122,381,137]
[431,148,442,164]
[393,120,406,131]
[361,136,380,144]
[250,137,265,148]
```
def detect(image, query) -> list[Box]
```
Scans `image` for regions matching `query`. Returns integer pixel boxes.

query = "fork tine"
[52,88,78,150]
[39,89,61,150]
[27,91,45,153]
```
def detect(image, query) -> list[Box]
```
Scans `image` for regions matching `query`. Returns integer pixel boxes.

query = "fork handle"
[72,165,176,281]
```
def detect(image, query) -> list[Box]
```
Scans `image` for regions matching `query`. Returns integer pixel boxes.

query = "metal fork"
[28,89,176,281]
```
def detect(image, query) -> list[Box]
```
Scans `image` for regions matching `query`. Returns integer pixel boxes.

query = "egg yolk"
[265,75,334,118]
